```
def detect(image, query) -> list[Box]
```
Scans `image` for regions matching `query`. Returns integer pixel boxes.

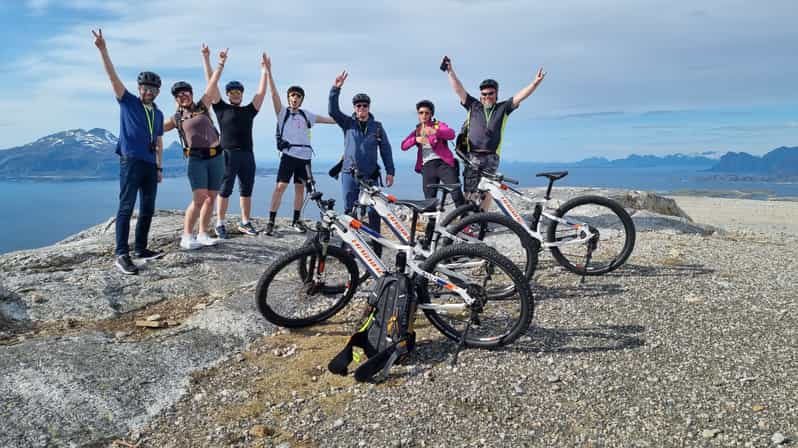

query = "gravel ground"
[132,220,798,447]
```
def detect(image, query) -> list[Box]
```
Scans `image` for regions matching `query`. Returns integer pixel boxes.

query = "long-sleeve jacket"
[329,87,395,177]
[400,119,456,173]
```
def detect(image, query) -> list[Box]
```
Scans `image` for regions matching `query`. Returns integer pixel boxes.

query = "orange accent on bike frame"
[386,194,397,203]
[350,219,362,230]
[500,183,508,190]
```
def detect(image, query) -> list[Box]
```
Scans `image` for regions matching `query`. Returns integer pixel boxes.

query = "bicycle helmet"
[287,85,305,97]
[137,71,161,88]
[225,80,244,93]
[171,81,193,96]
[416,100,435,115]
[479,79,499,90]
[352,93,371,105]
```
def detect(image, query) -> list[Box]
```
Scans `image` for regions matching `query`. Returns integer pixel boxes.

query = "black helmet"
[287,85,305,97]
[171,81,193,96]
[416,99,435,115]
[225,81,244,93]
[352,93,371,105]
[137,71,161,88]
[479,79,499,90]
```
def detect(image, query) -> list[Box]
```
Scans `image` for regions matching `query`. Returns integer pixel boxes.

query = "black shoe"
[115,255,139,275]
[265,221,275,236]
[134,248,164,260]
[290,221,307,233]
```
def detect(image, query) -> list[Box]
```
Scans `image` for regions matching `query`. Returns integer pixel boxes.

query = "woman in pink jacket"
[400,100,465,205]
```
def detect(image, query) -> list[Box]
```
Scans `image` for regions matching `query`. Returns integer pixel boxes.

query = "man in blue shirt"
[93,29,165,275]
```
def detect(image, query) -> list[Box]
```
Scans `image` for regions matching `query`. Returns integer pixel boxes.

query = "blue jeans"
[340,172,382,256]
[116,158,158,256]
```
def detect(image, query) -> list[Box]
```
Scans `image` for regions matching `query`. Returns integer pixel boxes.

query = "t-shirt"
[421,143,440,164]
[213,100,258,151]
[461,94,516,155]
[277,106,317,160]
[116,90,164,164]
[176,102,220,149]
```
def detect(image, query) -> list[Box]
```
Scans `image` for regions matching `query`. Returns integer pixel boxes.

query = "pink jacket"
[400,120,456,173]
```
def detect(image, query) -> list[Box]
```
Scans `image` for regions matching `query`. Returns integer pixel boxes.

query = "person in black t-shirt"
[201,44,268,238]
[442,56,545,208]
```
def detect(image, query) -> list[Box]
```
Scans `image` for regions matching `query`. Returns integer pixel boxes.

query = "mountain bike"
[443,152,636,279]
[255,173,533,348]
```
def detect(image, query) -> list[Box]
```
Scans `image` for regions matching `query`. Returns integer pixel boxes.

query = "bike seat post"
[545,179,555,200]
[409,210,419,245]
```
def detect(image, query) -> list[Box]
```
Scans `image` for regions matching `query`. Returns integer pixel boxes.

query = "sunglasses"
[480,90,497,97]
[140,86,159,94]
[355,103,370,109]
[227,89,242,95]
[175,90,193,98]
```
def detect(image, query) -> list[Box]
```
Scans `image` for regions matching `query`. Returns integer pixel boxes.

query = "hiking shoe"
[265,221,275,236]
[180,235,202,250]
[196,233,219,246]
[290,221,307,233]
[134,248,164,260]
[115,255,139,275]
[238,222,258,236]
[215,224,229,239]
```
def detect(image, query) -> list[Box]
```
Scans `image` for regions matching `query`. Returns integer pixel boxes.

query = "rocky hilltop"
[1,189,795,447]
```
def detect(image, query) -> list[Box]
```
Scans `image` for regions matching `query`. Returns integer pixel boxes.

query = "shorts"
[220,150,256,198]
[187,154,225,191]
[462,152,499,192]
[276,153,311,184]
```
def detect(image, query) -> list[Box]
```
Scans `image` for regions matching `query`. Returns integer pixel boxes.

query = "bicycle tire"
[416,243,533,348]
[256,244,360,328]
[546,195,636,275]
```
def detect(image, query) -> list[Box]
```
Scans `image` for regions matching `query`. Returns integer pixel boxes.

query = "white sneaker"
[180,235,202,250]
[196,233,219,246]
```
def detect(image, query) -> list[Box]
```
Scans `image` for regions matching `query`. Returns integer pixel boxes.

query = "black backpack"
[328,273,417,382]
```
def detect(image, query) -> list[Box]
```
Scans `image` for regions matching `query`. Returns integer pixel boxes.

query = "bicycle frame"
[477,176,598,249]
[310,205,478,309]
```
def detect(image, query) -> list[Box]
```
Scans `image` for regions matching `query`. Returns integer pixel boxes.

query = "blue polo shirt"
[116,89,164,164]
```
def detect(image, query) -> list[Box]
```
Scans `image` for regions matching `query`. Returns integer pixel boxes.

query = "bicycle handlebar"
[454,149,518,185]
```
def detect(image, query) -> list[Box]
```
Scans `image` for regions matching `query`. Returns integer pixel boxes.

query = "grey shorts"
[187,154,225,191]
[463,153,499,192]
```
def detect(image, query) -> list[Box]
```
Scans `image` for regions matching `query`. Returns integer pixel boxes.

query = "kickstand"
[451,315,474,367]
[579,238,597,286]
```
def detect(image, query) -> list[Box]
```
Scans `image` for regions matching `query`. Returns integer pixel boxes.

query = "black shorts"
[463,153,499,192]
[220,150,256,198]
[276,154,311,184]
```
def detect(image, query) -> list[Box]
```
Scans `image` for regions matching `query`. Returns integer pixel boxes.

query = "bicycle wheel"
[546,195,636,275]
[256,245,360,327]
[443,212,539,287]
[416,243,533,348]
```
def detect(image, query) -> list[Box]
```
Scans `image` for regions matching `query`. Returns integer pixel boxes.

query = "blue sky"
[1,0,797,162]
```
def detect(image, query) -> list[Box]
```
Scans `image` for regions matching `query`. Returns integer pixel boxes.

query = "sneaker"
[265,221,275,236]
[115,255,139,275]
[238,222,258,236]
[215,224,228,239]
[290,221,307,233]
[196,233,219,246]
[134,248,164,260]
[180,235,202,250]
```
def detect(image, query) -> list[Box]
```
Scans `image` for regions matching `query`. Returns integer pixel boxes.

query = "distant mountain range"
[0,128,796,180]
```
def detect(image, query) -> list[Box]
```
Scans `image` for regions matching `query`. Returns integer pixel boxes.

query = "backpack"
[275,108,312,153]
[174,103,220,159]
[328,273,417,382]
[454,109,471,155]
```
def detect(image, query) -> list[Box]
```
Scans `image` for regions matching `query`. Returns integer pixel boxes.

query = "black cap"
[479,79,499,90]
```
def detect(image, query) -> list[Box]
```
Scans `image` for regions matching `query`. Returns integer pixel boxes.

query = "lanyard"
[483,104,495,124]
[143,103,155,143]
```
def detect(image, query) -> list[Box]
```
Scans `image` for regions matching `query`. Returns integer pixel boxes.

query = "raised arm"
[92,29,125,100]
[200,43,212,81]
[315,115,337,124]
[262,53,282,115]
[328,71,352,127]
[511,68,546,109]
[442,56,468,105]
[200,48,227,109]
[251,52,269,111]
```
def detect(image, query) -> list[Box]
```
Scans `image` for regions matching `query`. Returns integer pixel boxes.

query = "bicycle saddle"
[393,198,439,213]
[535,171,569,181]
[425,183,461,193]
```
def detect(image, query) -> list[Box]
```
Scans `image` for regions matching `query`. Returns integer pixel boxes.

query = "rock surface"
[1,190,796,447]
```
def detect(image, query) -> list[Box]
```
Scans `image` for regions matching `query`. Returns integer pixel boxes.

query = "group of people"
[92,29,545,275]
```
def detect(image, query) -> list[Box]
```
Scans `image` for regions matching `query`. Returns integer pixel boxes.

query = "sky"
[1,0,797,163]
